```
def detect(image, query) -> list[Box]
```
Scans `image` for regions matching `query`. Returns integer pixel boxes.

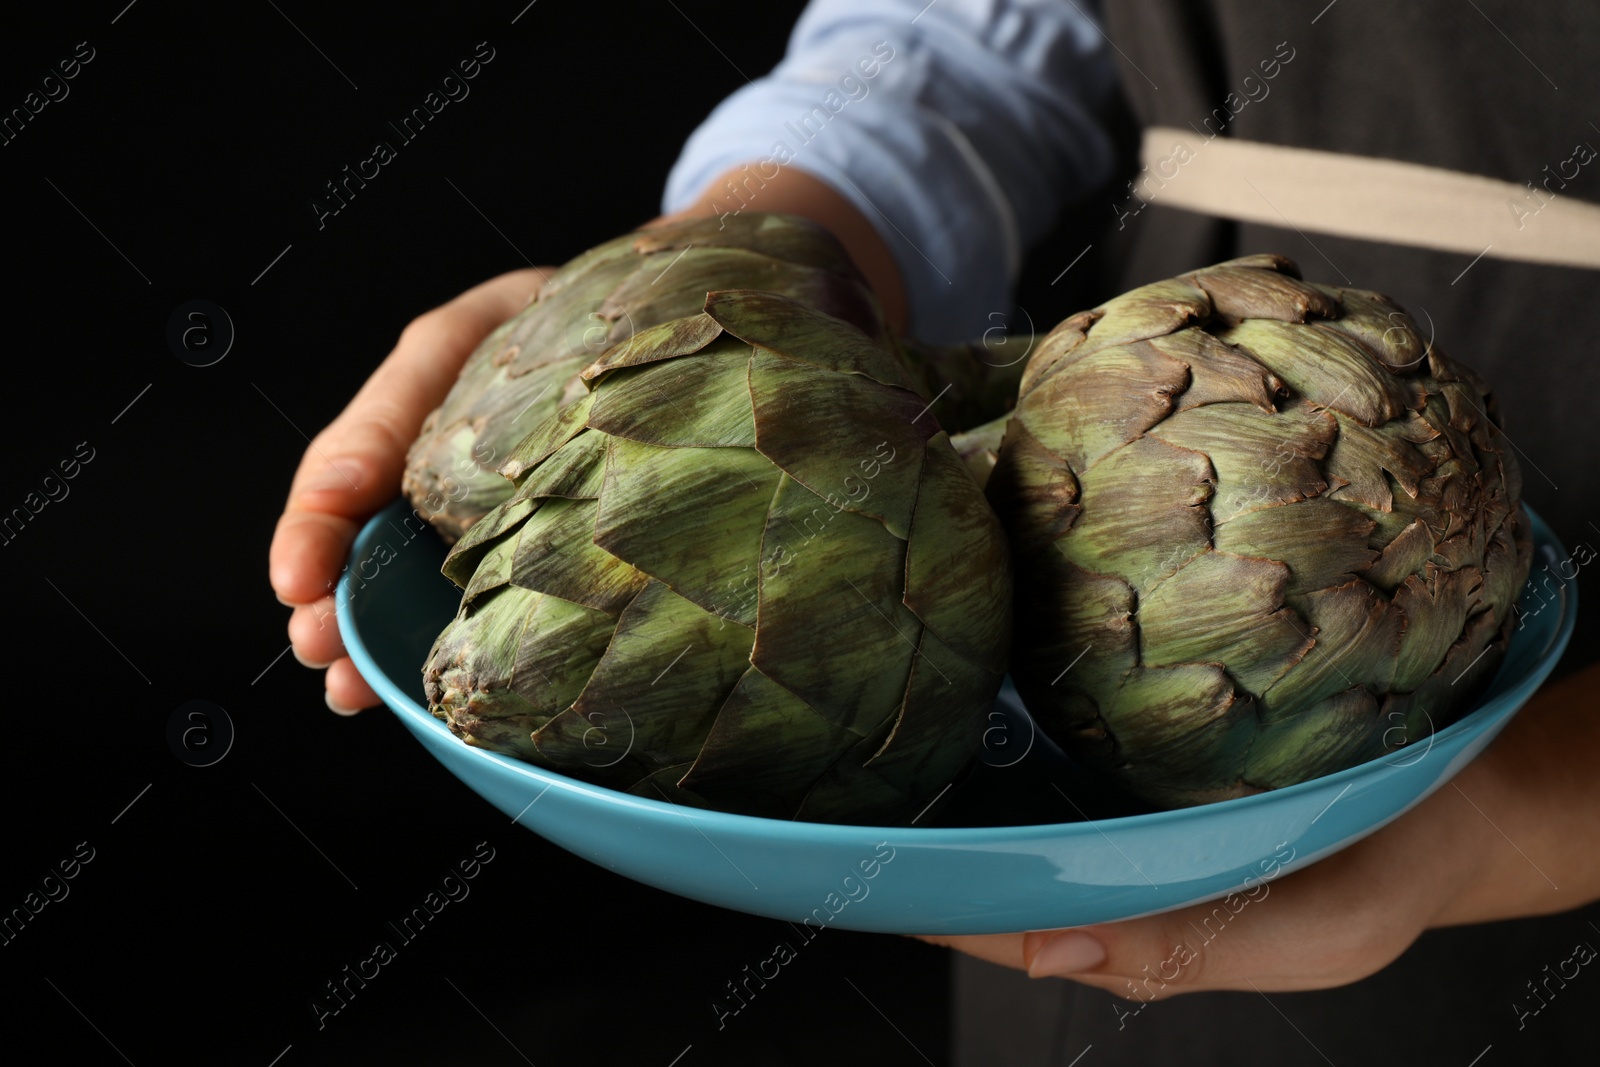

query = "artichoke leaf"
[506,590,616,717]
[1068,278,1211,360]
[510,495,650,614]
[1391,565,1483,691]
[1022,279,1210,393]
[588,342,757,448]
[903,433,1012,673]
[857,628,995,809]
[442,495,537,588]
[1139,549,1315,697]
[1363,518,1436,590]
[1323,411,1435,511]
[627,762,709,809]
[1220,318,1410,426]
[1103,664,1258,806]
[1243,687,1384,789]
[1023,341,1189,473]
[1401,609,1505,731]
[580,312,725,382]
[510,426,610,503]
[1480,514,1533,622]
[752,473,918,736]
[679,666,860,820]
[1313,287,1434,374]
[424,585,612,760]
[704,289,916,391]
[1186,263,1337,324]
[461,527,520,607]
[1016,310,1095,395]
[499,391,597,482]
[1153,330,1287,413]
[1263,580,1404,719]
[1151,399,1334,523]
[424,586,544,759]
[1212,497,1378,594]
[603,251,860,352]
[748,347,932,539]
[631,212,857,278]
[594,436,780,626]
[1057,434,1213,593]
[533,580,754,784]
[982,419,1080,560]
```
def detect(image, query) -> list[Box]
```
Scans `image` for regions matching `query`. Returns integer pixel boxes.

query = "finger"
[288,598,345,667]
[272,510,361,606]
[270,268,549,607]
[325,657,380,714]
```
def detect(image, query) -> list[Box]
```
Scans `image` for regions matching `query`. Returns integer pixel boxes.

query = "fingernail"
[325,692,362,716]
[298,457,368,496]
[294,647,334,669]
[1028,931,1106,977]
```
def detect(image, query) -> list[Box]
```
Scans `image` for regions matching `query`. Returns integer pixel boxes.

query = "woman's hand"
[922,661,1600,998]
[268,268,550,713]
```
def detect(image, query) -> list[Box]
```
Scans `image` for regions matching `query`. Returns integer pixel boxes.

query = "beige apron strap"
[1137,125,1600,270]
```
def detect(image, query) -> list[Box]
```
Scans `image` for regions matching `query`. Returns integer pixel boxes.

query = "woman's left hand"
[921,661,1600,998]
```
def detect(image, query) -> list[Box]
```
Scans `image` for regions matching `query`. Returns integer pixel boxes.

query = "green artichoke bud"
[988,254,1532,809]
[423,290,1013,824]
[403,213,887,541]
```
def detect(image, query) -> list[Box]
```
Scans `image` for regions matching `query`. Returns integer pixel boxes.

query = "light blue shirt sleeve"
[663,0,1118,342]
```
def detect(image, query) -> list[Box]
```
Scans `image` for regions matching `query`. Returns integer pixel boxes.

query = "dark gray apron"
[955,3,1600,1062]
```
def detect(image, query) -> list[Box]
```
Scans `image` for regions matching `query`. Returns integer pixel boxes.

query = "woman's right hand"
[268,267,551,713]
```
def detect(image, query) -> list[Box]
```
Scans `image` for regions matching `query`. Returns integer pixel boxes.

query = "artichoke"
[423,290,1012,824]
[403,213,886,541]
[987,254,1532,808]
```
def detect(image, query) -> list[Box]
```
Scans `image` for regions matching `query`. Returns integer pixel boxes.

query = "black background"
[0,2,1119,1064]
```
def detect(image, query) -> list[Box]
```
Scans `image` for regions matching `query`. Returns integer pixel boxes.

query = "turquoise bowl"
[339,500,1574,934]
